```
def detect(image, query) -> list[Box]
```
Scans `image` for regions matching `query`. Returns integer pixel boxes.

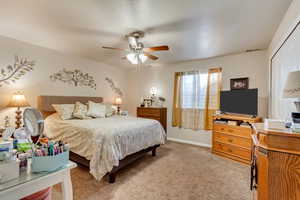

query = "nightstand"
[137,107,167,133]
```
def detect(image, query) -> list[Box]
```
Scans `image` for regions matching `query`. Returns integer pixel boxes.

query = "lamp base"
[15,107,22,129]
[295,101,300,112]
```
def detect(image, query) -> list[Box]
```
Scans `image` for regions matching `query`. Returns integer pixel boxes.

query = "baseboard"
[167,137,212,148]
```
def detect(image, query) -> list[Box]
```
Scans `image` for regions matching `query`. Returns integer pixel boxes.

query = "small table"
[0,161,77,200]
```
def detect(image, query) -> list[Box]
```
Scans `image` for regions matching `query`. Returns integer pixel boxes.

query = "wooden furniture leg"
[108,173,116,183]
[61,170,73,200]
[152,147,157,157]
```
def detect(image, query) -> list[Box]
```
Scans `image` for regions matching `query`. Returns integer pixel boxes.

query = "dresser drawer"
[213,124,252,138]
[213,132,252,149]
[137,108,161,117]
[213,141,251,160]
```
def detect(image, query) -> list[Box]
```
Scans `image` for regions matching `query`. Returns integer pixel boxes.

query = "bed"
[37,96,166,183]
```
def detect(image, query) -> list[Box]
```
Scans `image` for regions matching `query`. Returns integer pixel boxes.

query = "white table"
[0,161,77,200]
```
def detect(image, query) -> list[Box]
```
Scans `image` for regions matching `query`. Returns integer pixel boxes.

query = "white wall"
[0,36,128,127]
[268,0,300,56]
[127,50,268,147]
[267,0,300,118]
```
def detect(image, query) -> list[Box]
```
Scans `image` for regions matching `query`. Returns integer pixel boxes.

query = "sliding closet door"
[271,23,300,120]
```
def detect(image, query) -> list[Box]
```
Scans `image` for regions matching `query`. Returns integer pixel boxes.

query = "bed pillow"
[73,101,91,119]
[104,103,116,117]
[87,101,106,118]
[52,104,74,120]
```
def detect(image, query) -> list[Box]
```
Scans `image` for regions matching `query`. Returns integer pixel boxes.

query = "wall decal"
[50,68,96,89]
[0,56,35,87]
[105,77,123,96]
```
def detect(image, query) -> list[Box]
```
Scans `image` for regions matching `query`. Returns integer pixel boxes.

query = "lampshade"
[7,92,30,107]
[115,97,122,105]
[126,53,147,64]
[283,71,300,98]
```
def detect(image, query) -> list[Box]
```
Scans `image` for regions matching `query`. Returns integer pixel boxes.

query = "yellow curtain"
[172,72,183,127]
[204,68,222,130]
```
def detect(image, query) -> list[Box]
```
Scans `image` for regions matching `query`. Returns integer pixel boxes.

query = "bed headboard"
[37,95,103,118]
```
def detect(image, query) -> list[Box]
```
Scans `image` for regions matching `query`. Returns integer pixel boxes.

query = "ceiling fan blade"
[102,46,126,51]
[144,53,159,60]
[143,45,169,52]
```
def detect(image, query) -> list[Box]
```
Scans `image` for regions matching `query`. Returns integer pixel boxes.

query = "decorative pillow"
[86,101,106,118]
[73,102,91,119]
[104,103,116,117]
[52,104,74,120]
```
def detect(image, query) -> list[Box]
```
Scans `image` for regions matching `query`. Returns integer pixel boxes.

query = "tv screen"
[220,89,258,116]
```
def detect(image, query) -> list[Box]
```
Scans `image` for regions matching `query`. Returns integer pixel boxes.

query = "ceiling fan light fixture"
[126,53,147,64]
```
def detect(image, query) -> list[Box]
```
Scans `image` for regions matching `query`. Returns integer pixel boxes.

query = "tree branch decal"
[105,77,123,97]
[0,56,35,87]
[50,68,96,89]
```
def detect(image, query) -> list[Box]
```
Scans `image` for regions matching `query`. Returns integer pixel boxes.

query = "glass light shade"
[8,92,30,107]
[115,97,122,105]
[126,53,147,64]
[139,54,148,63]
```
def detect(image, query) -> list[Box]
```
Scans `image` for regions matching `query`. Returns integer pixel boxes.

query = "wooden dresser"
[212,114,262,164]
[252,124,300,200]
[137,107,167,133]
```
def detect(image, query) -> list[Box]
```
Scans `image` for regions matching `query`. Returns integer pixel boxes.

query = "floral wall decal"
[0,55,35,87]
[105,77,123,97]
[50,68,96,89]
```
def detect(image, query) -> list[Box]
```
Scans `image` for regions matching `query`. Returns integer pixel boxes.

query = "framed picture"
[230,77,249,90]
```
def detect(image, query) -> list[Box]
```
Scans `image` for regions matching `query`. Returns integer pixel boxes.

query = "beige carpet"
[52,142,251,200]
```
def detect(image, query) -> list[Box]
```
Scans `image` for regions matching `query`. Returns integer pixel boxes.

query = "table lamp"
[115,97,122,114]
[283,70,300,132]
[7,92,30,129]
[283,70,300,111]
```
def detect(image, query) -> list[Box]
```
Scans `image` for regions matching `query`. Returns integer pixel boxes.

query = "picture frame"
[230,77,249,90]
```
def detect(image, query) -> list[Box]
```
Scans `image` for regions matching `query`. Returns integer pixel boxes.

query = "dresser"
[137,107,167,133]
[212,114,262,164]
[251,124,300,200]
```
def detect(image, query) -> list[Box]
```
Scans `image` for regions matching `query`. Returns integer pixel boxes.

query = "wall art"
[50,68,96,89]
[0,56,35,87]
[105,77,123,96]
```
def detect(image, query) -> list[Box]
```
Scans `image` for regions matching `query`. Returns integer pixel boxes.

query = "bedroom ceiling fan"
[102,31,169,65]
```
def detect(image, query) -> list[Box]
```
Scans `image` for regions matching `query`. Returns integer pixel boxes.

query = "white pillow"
[52,104,74,120]
[73,101,91,119]
[104,103,116,117]
[87,101,106,118]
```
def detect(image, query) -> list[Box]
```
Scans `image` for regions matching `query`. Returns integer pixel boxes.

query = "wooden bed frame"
[37,95,160,183]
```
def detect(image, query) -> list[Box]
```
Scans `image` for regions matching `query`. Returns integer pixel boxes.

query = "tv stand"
[212,114,262,165]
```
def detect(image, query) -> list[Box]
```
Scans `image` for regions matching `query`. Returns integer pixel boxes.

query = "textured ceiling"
[0,0,292,67]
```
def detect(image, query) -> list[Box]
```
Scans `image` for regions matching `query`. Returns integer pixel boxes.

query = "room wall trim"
[167,137,211,148]
[268,14,300,117]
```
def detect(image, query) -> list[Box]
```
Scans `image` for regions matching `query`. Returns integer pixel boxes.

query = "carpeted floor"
[52,142,251,200]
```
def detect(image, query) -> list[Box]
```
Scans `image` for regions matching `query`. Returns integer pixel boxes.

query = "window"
[181,72,208,109]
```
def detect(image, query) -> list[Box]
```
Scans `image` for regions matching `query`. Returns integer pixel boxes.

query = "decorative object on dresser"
[212,114,262,164]
[137,107,167,132]
[50,68,97,89]
[7,92,30,129]
[230,77,249,90]
[251,123,300,200]
[0,56,35,87]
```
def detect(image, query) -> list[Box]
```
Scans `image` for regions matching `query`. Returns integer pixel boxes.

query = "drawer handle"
[228,139,233,143]
[228,148,233,153]
[228,129,234,133]
[220,128,225,131]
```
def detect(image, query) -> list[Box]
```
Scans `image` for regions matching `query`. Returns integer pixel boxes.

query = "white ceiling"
[0,0,292,67]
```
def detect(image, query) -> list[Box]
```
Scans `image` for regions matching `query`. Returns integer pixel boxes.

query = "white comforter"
[44,113,166,180]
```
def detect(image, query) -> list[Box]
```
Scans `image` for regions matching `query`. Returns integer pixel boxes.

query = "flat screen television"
[220,89,258,116]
